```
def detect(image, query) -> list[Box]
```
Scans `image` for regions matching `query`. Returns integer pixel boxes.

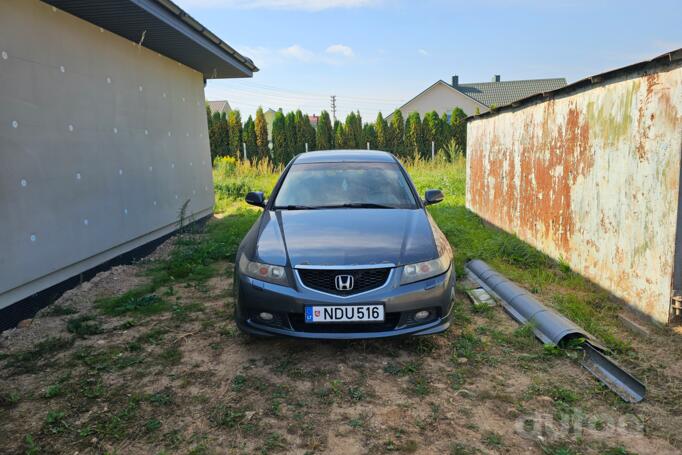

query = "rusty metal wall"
[466,63,682,324]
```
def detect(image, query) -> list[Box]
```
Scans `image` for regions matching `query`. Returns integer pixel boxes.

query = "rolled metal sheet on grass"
[465,259,645,403]
[466,259,595,345]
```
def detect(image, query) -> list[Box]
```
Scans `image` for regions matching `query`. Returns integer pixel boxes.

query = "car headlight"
[239,254,289,286]
[400,255,450,285]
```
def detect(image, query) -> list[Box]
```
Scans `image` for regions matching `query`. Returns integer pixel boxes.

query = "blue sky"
[177,0,682,120]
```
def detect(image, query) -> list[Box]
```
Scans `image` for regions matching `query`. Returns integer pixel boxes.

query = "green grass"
[0,391,21,407]
[44,384,63,399]
[66,315,102,337]
[148,212,256,284]
[213,157,280,214]
[5,337,74,373]
[74,346,143,372]
[210,404,249,428]
[97,289,168,317]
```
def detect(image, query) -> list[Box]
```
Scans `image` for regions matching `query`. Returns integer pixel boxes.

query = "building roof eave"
[43,0,258,79]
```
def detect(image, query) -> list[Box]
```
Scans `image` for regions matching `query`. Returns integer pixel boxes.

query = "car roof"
[293,150,397,164]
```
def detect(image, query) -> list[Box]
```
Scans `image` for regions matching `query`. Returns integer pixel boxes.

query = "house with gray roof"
[390,74,567,120]
[207,100,232,116]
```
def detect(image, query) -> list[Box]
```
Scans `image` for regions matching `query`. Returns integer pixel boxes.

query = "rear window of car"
[273,162,417,209]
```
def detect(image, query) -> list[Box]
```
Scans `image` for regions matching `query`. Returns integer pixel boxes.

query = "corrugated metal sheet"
[466,59,682,324]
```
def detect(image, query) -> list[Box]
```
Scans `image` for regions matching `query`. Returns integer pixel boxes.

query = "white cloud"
[236,43,357,67]
[236,45,273,68]
[178,0,380,11]
[280,44,315,62]
[418,49,429,56]
[326,44,354,58]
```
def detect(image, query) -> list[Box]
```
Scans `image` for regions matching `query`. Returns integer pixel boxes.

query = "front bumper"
[234,265,456,339]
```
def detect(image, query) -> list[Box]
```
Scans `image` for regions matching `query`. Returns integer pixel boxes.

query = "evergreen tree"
[243,115,257,160]
[450,107,467,155]
[362,123,376,149]
[206,105,213,130]
[255,107,269,160]
[294,110,306,154]
[209,111,229,162]
[374,112,388,150]
[422,111,441,159]
[227,110,242,158]
[316,111,333,150]
[343,112,356,149]
[284,111,297,162]
[354,112,363,148]
[302,115,316,151]
[334,121,346,149]
[271,110,286,165]
[389,109,405,157]
[440,112,452,149]
[343,111,363,149]
[405,112,423,159]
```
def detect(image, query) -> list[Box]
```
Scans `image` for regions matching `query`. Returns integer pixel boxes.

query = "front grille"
[289,312,400,333]
[297,267,391,296]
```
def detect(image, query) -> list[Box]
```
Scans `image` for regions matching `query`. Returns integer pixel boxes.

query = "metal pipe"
[466,259,645,403]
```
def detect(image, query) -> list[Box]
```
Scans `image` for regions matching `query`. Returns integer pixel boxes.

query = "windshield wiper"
[315,203,398,209]
[273,204,319,210]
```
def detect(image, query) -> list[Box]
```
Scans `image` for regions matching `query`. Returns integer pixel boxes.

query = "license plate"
[305,305,384,323]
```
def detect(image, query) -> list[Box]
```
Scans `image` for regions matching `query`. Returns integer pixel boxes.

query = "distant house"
[308,114,319,128]
[207,100,232,116]
[390,75,567,120]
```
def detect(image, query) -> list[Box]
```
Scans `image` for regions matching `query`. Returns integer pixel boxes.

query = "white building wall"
[0,0,214,309]
[396,82,488,119]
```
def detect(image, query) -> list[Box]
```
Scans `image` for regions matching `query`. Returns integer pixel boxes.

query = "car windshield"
[273,162,417,209]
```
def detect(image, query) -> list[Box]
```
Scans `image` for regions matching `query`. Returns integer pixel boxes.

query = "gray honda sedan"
[234,150,455,339]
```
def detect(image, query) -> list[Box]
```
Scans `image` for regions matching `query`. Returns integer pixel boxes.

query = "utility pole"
[330,95,337,123]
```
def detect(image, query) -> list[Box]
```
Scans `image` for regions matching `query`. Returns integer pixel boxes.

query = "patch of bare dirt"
[1,243,682,455]
[0,236,178,353]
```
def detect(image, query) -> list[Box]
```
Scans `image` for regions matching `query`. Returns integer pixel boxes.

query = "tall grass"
[213,156,281,213]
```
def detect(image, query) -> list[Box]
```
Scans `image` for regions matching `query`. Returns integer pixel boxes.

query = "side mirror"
[424,189,444,205]
[245,191,265,208]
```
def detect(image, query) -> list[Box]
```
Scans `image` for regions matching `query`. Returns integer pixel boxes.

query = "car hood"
[253,209,438,267]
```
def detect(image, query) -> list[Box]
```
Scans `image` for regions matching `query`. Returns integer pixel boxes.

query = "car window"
[273,162,417,209]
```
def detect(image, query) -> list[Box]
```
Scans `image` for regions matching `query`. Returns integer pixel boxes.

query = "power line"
[227,80,404,103]
[212,86,397,106]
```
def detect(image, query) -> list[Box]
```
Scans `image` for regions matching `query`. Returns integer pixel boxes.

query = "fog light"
[415,310,430,320]
[259,312,274,321]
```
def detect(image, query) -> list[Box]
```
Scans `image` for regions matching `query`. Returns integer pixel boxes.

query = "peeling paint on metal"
[466,65,682,324]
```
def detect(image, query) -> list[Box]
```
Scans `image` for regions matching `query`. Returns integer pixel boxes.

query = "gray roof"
[43,0,257,78]
[456,78,567,108]
[207,100,231,114]
[470,48,682,121]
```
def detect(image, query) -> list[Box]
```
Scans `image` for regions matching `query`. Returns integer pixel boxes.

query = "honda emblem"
[335,274,354,291]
